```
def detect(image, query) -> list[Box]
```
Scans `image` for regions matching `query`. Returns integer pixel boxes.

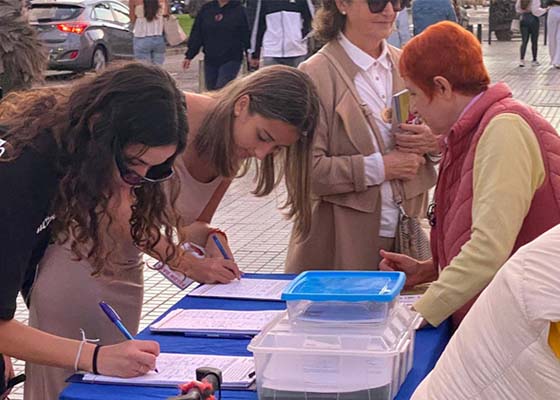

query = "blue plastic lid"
[281,271,406,302]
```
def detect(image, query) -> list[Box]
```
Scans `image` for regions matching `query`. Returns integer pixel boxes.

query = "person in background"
[183,0,250,90]
[248,0,315,68]
[548,0,560,68]
[129,0,169,64]
[285,0,438,273]
[380,22,560,330]
[411,225,560,400]
[412,0,457,35]
[388,0,412,48]
[516,0,548,67]
[23,65,320,400]
[0,62,187,400]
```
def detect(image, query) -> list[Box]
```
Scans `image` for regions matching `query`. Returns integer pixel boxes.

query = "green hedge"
[177,15,194,36]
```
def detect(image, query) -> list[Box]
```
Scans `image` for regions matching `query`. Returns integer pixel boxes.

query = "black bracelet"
[92,344,104,375]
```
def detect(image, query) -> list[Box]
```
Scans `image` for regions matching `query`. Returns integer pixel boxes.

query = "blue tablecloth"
[60,274,450,400]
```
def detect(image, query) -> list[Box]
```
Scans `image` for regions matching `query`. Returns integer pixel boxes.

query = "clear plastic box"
[248,305,420,400]
[281,271,406,326]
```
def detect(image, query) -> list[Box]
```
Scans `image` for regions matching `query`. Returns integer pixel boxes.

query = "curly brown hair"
[0,62,188,275]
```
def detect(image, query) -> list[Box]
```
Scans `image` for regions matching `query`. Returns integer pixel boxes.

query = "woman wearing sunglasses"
[285,0,438,273]
[23,64,319,400]
[0,63,187,399]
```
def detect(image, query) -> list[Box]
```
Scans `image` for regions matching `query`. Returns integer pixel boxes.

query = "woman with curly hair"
[0,62,188,399]
[20,64,319,400]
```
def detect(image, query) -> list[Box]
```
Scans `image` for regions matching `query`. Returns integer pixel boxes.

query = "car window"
[92,2,115,21]
[111,2,130,24]
[29,4,84,22]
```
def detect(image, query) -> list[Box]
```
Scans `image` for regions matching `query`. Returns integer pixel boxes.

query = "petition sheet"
[83,353,255,388]
[188,278,291,301]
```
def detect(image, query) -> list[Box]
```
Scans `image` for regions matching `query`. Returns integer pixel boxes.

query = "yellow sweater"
[415,113,545,326]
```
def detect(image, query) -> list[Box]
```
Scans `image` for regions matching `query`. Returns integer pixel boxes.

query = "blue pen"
[99,301,159,373]
[211,234,230,260]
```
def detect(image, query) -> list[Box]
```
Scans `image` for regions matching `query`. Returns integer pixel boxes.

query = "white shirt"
[338,33,399,238]
[515,0,548,17]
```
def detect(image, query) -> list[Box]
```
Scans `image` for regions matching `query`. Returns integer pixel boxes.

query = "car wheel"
[92,47,107,72]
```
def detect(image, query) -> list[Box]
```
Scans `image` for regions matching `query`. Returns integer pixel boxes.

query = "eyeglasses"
[367,0,402,13]
[115,151,175,187]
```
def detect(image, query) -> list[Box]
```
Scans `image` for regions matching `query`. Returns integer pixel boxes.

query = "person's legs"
[548,8,560,67]
[204,62,219,91]
[151,36,166,65]
[530,16,540,64]
[215,60,242,90]
[133,37,151,63]
[262,57,278,66]
[264,56,306,67]
[519,18,530,66]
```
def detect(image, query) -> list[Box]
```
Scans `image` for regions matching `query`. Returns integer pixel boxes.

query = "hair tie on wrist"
[92,344,104,375]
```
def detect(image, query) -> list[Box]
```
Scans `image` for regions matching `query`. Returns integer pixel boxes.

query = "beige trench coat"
[285,41,437,273]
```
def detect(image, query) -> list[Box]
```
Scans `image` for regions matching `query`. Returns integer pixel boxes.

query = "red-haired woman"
[380,21,560,329]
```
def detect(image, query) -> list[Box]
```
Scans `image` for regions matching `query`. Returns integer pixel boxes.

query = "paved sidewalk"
[9,19,560,399]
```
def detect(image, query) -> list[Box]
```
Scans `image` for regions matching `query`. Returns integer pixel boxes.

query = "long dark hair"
[0,62,188,275]
[143,0,160,21]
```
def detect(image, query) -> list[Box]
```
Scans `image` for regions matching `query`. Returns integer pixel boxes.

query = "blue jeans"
[204,60,242,91]
[133,35,166,65]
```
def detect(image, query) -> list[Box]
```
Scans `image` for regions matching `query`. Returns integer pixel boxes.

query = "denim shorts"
[133,35,166,65]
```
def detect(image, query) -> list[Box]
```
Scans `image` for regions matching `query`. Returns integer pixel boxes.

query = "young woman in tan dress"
[24,65,320,400]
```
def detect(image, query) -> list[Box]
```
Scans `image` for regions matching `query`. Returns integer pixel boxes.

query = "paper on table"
[82,353,255,389]
[399,294,423,308]
[188,278,291,301]
[150,309,283,335]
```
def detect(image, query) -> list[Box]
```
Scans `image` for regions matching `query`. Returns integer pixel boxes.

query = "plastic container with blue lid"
[281,271,406,325]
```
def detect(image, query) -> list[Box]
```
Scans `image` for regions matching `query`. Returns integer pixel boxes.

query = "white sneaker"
[519,60,525,67]
[532,60,541,66]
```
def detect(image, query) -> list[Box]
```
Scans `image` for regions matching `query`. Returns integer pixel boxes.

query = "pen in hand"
[99,301,159,373]
[211,234,230,260]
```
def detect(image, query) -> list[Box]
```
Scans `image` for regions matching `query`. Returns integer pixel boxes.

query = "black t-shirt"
[0,128,60,320]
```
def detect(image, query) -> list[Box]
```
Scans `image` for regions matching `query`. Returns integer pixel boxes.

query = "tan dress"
[24,159,222,400]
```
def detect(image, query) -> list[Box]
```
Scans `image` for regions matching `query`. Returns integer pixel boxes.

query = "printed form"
[82,353,255,389]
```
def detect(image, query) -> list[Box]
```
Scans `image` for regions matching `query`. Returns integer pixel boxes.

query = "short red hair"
[399,22,490,99]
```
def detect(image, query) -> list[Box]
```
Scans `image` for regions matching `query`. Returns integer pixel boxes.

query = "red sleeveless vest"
[430,82,560,327]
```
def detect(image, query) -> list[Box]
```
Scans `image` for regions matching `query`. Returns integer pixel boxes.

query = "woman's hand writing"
[94,340,160,378]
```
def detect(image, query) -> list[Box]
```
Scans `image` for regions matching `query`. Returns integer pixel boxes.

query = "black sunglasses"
[367,0,402,13]
[115,150,175,187]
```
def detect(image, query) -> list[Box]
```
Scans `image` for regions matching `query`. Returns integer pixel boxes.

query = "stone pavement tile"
[8,25,560,399]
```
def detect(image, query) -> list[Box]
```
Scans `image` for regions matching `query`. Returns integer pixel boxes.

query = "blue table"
[60,274,450,400]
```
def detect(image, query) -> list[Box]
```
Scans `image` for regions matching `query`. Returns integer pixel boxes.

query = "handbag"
[321,49,432,261]
[163,15,187,47]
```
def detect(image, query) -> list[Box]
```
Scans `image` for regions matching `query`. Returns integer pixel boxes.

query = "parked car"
[29,0,134,71]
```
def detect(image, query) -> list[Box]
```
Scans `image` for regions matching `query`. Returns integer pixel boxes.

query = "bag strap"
[320,49,407,212]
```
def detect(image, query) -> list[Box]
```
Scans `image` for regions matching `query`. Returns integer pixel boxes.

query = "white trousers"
[548,7,560,66]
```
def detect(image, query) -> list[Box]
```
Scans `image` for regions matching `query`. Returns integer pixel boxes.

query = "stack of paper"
[150,309,283,338]
[82,353,255,389]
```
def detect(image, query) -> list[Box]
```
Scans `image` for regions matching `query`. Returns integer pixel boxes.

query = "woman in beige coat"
[285,0,438,273]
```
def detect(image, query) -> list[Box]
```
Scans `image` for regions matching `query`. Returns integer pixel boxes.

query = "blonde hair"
[194,65,320,238]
